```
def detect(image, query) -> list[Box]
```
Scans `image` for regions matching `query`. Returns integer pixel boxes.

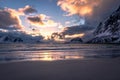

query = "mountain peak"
[94,6,120,36]
[88,6,120,43]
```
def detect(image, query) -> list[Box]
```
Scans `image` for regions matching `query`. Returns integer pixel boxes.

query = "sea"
[0,43,120,63]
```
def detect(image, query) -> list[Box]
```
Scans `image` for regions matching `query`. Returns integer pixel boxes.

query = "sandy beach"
[0,58,120,80]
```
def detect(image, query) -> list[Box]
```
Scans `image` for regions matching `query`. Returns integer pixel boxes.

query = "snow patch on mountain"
[88,6,120,43]
[0,31,43,43]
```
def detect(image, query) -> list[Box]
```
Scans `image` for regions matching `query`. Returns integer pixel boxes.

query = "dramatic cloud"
[0,8,23,30]
[59,25,94,40]
[0,5,63,38]
[57,0,101,16]
[27,15,44,26]
[0,6,44,42]
[0,5,38,31]
[65,33,85,38]
[50,25,94,40]
[62,25,94,35]
[27,14,63,38]
[27,14,60,27]
[58,0,120,27]
[86,0,120,26]
[18,5,37,14]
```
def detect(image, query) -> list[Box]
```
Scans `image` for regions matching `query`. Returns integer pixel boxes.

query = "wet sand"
[0,58,120,80]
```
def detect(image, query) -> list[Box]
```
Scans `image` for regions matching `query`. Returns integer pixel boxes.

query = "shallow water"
[0,43,120,62]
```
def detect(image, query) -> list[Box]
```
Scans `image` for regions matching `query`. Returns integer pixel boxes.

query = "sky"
[0,0,120,41]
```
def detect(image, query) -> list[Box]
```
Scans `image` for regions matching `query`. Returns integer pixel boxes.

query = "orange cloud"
[1,5,37,30]
[18,5,37,14]
[57,0,101,16]
[27,14,57,27]
[27,14,62,27]
[0,8,24,29]
[27,15,44,26]
[27,14,64,38]
[65,33,85,38]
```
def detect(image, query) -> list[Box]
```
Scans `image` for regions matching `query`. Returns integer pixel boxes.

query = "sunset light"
[0,0,120,80]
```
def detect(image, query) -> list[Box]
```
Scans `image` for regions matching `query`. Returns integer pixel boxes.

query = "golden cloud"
[57,0,101,16]
[1,5,37,30]
[27,14,64,38]
[18,5,37,14]
[65,33,85,38]
[0,8,24,29]
[27,14,61,27]
[27,15,44,26]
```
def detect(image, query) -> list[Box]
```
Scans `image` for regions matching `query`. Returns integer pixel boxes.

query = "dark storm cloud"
[0,9,23,30]
[86,0,120,26]
[19,5,37,14]
[27,16,42,23]
[27,16,44,26]
[62,25,94,35]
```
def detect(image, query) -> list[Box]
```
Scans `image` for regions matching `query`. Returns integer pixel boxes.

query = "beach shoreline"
[0,58,120,80]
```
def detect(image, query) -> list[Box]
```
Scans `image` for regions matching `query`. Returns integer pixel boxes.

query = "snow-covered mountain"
[0,31,43,43]
[88,6,120,43]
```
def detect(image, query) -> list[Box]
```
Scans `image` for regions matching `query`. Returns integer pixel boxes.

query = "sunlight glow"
[58,0,101,16]
[80,6,92,16]
[65,33,85,38]
[31,52,84,61]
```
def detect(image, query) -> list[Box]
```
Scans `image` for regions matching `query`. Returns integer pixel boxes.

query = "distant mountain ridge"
[0,31,43,43]
[88,6,120,43]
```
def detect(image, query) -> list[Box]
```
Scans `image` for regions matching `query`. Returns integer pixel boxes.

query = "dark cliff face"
[94,6,120,36]
[87,35,120,43]
[88,6,120,43]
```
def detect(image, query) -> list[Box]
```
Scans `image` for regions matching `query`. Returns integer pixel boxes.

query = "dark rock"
[88,6,120,43]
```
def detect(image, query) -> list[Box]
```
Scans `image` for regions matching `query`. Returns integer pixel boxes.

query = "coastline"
[0,58,120,80]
